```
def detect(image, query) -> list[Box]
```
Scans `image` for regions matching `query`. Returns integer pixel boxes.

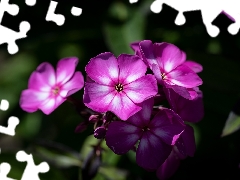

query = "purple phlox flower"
[20,57,84,115]
[131,40,203,100]
[105,98,185,170]
[157,124,196,180]
[164,87,204,123]
[83,52,158,120]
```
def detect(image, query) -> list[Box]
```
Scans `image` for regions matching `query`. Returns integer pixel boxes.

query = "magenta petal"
[156,149,181,180]
[83,81,115,113]
[124,75,158,104]
[108,93,142,120]
[39,96,65,115]
[60,71,84,97]
[136,131,172,170]
[149,108,185,145]
[167,64,203,88]
[152,63,164,85]
[56,57,79,85]
[28,72,51,92]
[127,98,154,127]
[35,62,56,86]
[165,85,198,100]
[139,40,157,68]
[105,121,142,154]
[165,88,204,122]
[176,125,196,157]
[85,52,119,86]
[20,89,49,112]
[183,61,203,73]
[118,54,147,84]
[154,43,186,73]
[130,41,140,52]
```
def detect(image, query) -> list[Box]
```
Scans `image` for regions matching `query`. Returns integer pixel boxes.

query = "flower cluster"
[20,40,204,179]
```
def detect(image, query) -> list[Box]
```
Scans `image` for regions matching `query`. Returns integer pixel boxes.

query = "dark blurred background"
[0,0,240,179]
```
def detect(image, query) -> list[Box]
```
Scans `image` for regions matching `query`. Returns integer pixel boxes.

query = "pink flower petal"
[28,72,51,92]
[136,131,172,170]
[130,41,140,53]
[124,75,158,104]
[83,81,116,113]
[139,40,157,68]
[175,125,196,157]
[108,92,142,120]
[156,149,181,180]
[166,64,203,88]
[183,60,203,73]
[39,95,65,115]
[59,71,84,97]
[118,54,147,84]
[85,52,119,86]
[152,63,164,85]
[20,89,49,113]
[56,57,79,85]
[154,43,186,73]
[149,108,185,145]
[105,121,142,154]
[35,62,56,86]
[127,98,154,127]
[164,85,198,100]
[165,88,204,122]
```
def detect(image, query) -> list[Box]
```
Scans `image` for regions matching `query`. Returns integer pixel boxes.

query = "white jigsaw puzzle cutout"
[46,0,82,25]
[0,0,31,54]
[0,163,16,180]
[129,0,240,37]
[0,151,50,180]
[0,99,19,136]
[46,1,65,26]
[25,0,37,6]
[150,0,240,37]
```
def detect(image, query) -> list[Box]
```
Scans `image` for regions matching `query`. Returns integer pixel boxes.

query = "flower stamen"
[52,86,60,95]
[161,73,166,80]
[115,83,124,92]
[142,126,150,132]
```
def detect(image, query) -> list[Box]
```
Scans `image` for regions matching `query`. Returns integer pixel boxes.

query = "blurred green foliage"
[0,0,240,180]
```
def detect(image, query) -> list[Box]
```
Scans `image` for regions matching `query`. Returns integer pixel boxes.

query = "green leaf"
[95,166,128,180]
[103,5,146,56]
[221,111,240,137]
[33,145,82,168]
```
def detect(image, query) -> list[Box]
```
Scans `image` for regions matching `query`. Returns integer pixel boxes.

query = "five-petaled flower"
[20,57,84,115]
[131,40,203,100]
[83,52,158,120]
[105,98,185,170]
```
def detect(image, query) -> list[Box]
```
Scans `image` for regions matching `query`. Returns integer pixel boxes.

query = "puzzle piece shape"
[0,163,16,180]
[0,0,31,54]
[0,116,19,136]
[0,99,9,111]
[129,0,138,4]
[46,1,65,26]
[150,0,240,37]
[0,21,30,54]
[16,151,49,180]
[0,0,19,22]
[25,0,37,6]
[71,7,82,16]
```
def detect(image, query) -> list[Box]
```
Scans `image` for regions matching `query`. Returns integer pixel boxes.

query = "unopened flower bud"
[89,115,99,123]
[94,127,106,139]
